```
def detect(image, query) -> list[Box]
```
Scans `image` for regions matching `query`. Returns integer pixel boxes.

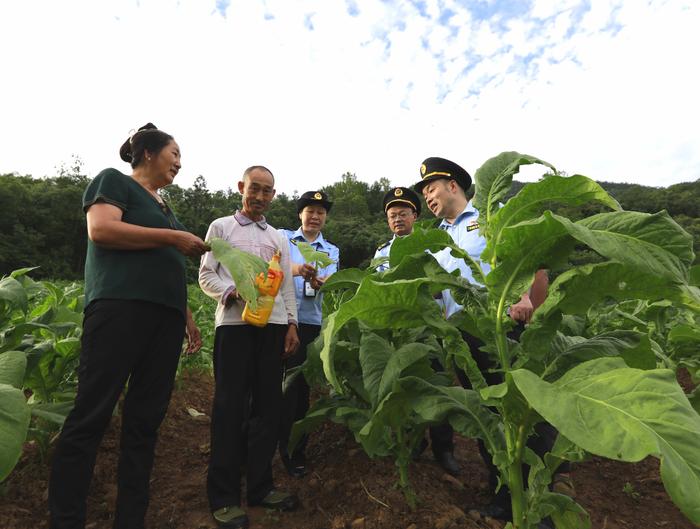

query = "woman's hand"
[293,263,317,281]
[310,275,326,290]
[173,231,209,258]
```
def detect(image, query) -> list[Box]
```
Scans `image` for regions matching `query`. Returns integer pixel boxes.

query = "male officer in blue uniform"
[373,186,421,271]
[413,157,557,527]
[278,191,339,477]
[373,186,461,476]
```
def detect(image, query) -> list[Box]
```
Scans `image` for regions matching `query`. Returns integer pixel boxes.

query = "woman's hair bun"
[137,122,158,132]
[118,122,174,168]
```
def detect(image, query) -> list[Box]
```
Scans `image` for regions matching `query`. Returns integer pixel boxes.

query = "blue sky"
[1,0,698,194]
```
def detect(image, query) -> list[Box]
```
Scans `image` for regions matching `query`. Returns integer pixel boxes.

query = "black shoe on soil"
[435,451,461,476]
[411,437,429,460]
[250,489,299,512]
[478,501,512,521]
[282,454,308,478]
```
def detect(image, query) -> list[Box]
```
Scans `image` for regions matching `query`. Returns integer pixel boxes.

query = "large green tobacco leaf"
[542,330,656,380]
[536,262,698,323]
[394,376,504,456]
[0,351,27,388]
[318,276,482,392]
[483,174,620,263]
[511,358,700,524]
[669,324,700,346]
[381,252,478,298]
[569,211,693,283]
[358,332,434,408]
[389,229,488,287]
[492,210,695,315]
[390,227,454,265]
[472,152,555,233]
[0,277,28,314]
[486,213,576,305]
[209,238,268,309]
[690,265,700,286]
[288,395,374,455]
[321,269,369,293]
[31,401,74,426]
[294,240,336,269]
[0,383,30,482]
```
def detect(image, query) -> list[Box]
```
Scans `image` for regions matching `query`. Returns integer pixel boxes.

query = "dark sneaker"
[251,489,299,511]
[435,451,461,476]
[282,454,308,478]
[478,501,512,521]
[411,437,429,460]
[212,506,249,528]
[552,472,576,498]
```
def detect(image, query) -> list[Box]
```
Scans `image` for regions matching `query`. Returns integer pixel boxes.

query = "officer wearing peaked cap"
[295,190,333,214]
[373,187,421,272]
[414,156,472,194]
[373,186,459,475]
[278,190,339,478]
[415,156,564,524]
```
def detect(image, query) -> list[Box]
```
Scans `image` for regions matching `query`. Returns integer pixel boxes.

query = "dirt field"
[1,370,695,529]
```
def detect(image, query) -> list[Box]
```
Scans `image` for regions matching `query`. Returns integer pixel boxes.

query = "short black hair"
[242,165,275,185]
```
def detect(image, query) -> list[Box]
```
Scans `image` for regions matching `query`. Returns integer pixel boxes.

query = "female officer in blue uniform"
[278,191,339,476]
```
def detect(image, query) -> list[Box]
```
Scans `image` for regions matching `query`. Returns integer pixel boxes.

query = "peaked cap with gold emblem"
[296,190,333,213]
[382,186,421,216]
[413,157,472,193]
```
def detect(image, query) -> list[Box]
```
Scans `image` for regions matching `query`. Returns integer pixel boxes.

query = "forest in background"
[1,158,699,281]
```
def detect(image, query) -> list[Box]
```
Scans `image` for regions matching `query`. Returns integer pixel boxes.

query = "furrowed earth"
[1,370,696,529]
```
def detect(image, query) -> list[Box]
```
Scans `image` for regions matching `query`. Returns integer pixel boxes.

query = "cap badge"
[420,164,427,176]
[394,188,403,196]
[314,192,322,200]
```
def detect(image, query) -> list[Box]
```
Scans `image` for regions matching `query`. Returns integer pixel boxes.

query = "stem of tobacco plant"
[496,284,528,528]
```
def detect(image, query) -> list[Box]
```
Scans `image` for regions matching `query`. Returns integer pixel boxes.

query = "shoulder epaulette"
[376,240,391,251]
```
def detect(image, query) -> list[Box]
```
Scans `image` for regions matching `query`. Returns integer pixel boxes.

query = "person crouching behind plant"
[373,187,461,476]
[278,190,339,477]
[199,165,301,529]
[49,123,208,529]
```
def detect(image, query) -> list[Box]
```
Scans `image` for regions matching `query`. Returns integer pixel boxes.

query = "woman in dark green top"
[48,124,209,529]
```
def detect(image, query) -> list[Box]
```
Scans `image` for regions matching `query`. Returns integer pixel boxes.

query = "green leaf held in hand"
[294,240,335,269]
[208,238,268,309]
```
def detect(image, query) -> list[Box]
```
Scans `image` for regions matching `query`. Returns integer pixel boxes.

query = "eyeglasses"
[388,211,412,221]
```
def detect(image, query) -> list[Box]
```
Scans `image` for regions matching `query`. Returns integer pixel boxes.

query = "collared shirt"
[198,211,298,327]
[279,227,340,326]
[373,235,396,272]
[233,210,268,230]
[433,202,491,318]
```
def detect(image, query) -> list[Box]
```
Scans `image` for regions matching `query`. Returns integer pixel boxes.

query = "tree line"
[2,161,698,281]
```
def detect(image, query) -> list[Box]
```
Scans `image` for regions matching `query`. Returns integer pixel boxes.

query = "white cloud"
[0,0,698,197]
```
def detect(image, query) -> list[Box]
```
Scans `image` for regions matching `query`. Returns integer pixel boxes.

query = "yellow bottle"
[242,294,275,327]
[255,250,284,296]
[243,251,285,327]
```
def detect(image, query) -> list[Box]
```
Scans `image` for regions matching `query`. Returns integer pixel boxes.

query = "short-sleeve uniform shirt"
[280,228,339,326]
[433,202,491,318]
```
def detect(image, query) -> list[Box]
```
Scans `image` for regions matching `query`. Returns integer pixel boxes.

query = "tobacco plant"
[294,152,700,528]
[0,269,84,480]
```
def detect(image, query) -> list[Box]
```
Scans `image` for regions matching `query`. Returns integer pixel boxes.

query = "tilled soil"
[1,370,696,529]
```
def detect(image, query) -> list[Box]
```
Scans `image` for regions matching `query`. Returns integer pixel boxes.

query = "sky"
[1,0,698,196]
